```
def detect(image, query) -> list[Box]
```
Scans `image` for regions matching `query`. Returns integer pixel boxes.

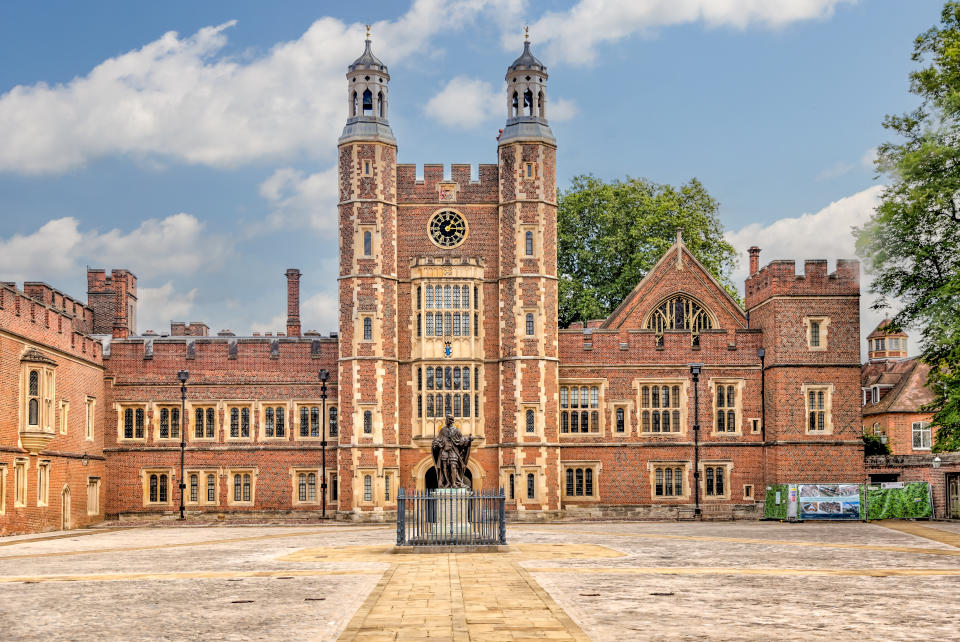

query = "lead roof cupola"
[340,27,396,144]
[500,30,555,145]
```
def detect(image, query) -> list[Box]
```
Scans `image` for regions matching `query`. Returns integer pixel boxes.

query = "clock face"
[428,210,467,248]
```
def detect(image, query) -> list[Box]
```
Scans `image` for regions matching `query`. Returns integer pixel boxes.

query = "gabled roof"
[862,358,934,415]
[600,231,746,330]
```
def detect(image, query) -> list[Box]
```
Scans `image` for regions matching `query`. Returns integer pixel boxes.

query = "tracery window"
[646,294,713,347]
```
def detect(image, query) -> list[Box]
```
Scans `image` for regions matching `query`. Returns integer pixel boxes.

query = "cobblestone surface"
[0,521,958,640]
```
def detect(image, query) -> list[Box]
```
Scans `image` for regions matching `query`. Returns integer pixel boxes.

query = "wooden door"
[949,475,960,519]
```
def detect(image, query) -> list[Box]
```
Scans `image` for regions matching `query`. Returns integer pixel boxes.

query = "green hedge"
[865,483,932,519]
[764,484,789,519]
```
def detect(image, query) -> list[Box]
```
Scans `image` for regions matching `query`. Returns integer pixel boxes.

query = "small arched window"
[160,408,170,439]
[242,474,251,502]
[512,91,519,117]
[537,90,544,118]
[329,407,338,436]
[207,474,215,502]
[189,474,198,502]
[194,408,203,438]
[363,230,372,256]
[234,474,242,501]
[265,407,274,437]
[526,473,535,499]
[417,286,422,310]
[158,474,168,502]
[362,89,373,116]
[135,409,145,439]
[525,313,535,336]
[363,317,373,341]
[206,408,215,438]
[616,407,625,433]
[363,474,372,502]
[525,231,534,256]
[308,473,316,501]
[29,398,39,427]
[523,89,534,116]
[298,473,307,502]
[377,90,384,118]
[230,408,239,438]
[363,410,372,434]
[352,91,358,116]
[525,409,535,433]
[149,474,158,502]
[29,370,39,396]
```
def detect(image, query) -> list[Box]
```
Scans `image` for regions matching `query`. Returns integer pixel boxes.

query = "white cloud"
[0,0,510,174]
[138,282,197,334]
[424,75,578,128]
[815,160,856,181]
[523,0,857,65]
[861,146,878,169]
[260,166,339,233]
[725,184,899,356]
[0,214,229,284]
[425,77,503,128]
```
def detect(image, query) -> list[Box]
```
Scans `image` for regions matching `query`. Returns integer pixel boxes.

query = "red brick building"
[861,321,960,518]
[0,38,867,533]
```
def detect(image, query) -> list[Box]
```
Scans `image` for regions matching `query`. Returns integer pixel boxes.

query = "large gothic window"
[646,295,713,347]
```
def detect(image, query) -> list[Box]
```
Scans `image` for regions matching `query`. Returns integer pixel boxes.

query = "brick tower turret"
[337,33,400,514]
[497,35,561,512]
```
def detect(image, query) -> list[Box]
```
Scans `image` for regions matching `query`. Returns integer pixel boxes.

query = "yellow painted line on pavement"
[0,526,391,561]
[526,566,960,577]
[0,568,383,584]
[0,528,132,547]
[517,527,960,557]
[873,520,960,549]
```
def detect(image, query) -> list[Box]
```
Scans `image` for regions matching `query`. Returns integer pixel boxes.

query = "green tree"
[854,2,960,452]
[557,175,738,328]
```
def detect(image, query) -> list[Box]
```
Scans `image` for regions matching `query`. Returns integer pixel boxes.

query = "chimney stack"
[748,246,761,276]
[286,269,301,338]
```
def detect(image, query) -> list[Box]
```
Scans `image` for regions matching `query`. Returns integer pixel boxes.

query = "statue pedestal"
[432,488,473,542]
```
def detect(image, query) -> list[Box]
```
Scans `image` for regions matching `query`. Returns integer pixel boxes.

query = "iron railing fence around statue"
[396,488,506,546]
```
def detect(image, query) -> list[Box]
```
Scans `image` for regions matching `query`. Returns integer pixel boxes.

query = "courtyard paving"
[0,520,959,640]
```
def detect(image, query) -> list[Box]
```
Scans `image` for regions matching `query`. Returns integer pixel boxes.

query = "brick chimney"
[748,246,761,276]
[286,269,301,338]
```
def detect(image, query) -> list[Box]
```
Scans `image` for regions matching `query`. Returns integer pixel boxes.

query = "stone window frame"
[500,467,518,501]
[358,404,380,441]
[226,468,258,507]
[801,383,834,435]
[357,469,377,506]
[523,161,537,180]
[749,418,761,435]
[141,467,174,507]
[153,404,183,442]
[558,379,605,436]
[360,315,375,342]
[294,402,325,441]
[519,224,539,258]
[612,403,631,436]
[86,477,101,516]
[912,421,932,451]
[635,379,689,436]
[520,403,543,440]
[362,159,374,177]
[357,224,378,259]
[85,397,96,442]
[13,458,28,508]
[224,402,254,442]
[291,467,322,506]
[561,461,601,502]
[59,399,69,435]
[522,467,541,502]
[36,459,50,507]
[184,468,220,507]
[708,378,744,435]
[327,470,339,504]
[743,484,754,501]
[189,403,219,442]
[803,316,830,352]
[21,359,57,434]
[259,401,289,441]
[647,461,691,501]
[116,403,149,442]
[699,460,733,501]
[383,469,398,505]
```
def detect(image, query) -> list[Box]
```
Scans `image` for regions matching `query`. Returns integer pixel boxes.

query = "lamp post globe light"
[689,363,703,519]
[319,369,330,519]
[177,370,189,520]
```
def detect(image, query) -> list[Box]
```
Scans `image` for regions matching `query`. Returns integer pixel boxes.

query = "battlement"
[397,163,499,203]
[87,268,138,337]
[22,281,94,333]
[745,254,859,309]
[106,334,338,370]
[170,321,209,337]
[0,282,103,364]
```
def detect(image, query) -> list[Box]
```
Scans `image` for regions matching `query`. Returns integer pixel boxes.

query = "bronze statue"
[431,414,474,489]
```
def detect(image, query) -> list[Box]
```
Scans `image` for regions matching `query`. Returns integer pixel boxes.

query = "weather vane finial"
[366,24,371,40]
[524,25,529,42]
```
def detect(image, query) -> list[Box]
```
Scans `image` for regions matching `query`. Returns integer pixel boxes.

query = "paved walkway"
[1,521,960,640]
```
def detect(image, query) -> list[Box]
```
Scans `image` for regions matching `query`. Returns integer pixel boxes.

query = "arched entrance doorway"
[61,486,71,530]
[424,466,473,491]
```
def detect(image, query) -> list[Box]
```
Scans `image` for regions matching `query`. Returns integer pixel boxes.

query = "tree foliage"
[557,175,738,328]
[854,2,960,452]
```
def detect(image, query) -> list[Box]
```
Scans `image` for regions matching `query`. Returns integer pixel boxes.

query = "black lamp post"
[177,369,189,520]
[689,363,703,519]
[319,369,329,519]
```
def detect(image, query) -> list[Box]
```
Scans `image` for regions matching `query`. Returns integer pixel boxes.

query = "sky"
[0,0,943,356]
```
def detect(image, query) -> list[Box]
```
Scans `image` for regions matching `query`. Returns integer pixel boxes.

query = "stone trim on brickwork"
[185,468,220,507]
[698,460,733,501]
[708,377,745,436]
[646,460,692,502]
[226,468,258,507]
[803,315,831,352]
[560,460,601,502]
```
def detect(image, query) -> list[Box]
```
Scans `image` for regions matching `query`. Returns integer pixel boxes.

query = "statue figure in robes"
[431,414,474,489]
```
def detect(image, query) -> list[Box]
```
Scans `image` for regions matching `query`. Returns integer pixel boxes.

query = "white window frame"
[912,421,932,451]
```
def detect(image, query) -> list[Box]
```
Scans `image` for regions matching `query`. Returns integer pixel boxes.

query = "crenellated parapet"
[745,257,859,310]
[396,164,499,203]
[0,282,103,364]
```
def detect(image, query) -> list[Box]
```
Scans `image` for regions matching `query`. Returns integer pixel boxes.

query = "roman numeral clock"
[429,210,468,248]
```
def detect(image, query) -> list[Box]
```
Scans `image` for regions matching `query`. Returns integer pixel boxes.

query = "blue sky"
[0,0,942,352]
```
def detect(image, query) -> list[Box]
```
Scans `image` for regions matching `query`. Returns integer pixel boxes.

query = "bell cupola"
[340,27,395,144]
[499,29,554,145]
